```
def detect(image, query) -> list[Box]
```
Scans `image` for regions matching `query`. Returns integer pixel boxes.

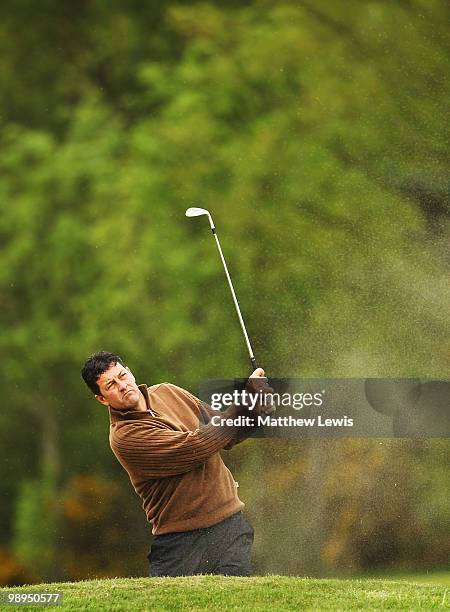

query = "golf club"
[185,207,258,371]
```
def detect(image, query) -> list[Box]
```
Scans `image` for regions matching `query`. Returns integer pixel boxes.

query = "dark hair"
[81,351,125,395]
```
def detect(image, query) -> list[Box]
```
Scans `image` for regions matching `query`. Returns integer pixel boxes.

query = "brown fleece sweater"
[108,383,244,535]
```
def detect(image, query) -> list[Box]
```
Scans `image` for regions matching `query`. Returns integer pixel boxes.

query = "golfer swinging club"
[81,351,272,576]
[81,209,271,576]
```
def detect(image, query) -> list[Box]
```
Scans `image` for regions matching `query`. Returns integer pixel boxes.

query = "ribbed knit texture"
[109,383,244,534]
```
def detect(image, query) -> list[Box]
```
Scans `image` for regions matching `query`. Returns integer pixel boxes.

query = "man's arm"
[111,370,273,476]
[110,420,234,479]
[110,395,260,478]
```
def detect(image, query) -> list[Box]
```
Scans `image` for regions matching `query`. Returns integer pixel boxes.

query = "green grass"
[405,573,450,587]
[361,571,450,587]
[1,576,448,611]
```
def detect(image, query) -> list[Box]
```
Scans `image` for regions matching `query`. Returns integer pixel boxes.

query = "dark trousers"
[148,511,254,577]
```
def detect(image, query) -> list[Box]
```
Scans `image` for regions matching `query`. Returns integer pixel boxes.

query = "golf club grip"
[250,357,258,372]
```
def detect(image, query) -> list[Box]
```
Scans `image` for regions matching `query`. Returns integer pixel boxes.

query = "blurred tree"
[0,0,255,132]
[61,474,149,580]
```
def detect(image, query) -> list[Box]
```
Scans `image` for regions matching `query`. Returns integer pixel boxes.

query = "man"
[81,351,271,577]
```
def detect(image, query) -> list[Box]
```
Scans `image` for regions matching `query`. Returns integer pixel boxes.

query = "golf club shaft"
[211,228,258,371]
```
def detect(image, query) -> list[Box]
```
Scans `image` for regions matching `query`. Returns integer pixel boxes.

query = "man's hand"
[220,367,275,421]
[249,367,266,379]
[246,368,276,416]
[222,367,275,450]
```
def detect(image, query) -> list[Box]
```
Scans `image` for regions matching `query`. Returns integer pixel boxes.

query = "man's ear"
[95,394,109,407]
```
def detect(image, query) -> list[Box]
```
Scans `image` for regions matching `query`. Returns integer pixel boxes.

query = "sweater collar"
[108,384,153,424]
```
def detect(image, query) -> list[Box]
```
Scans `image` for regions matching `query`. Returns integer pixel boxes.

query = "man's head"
[81,351,141,410]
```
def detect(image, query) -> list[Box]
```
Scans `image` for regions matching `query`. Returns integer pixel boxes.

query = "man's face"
[95,362,141,410]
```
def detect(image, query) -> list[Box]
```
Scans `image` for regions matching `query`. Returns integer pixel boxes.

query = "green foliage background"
[0,0,448,584]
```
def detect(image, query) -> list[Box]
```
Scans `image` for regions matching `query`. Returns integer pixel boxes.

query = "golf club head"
[185,207,215,230]
[185,207,209,217]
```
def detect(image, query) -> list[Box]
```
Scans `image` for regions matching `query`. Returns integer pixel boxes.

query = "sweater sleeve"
[163,384,219,426]
[110,420,234,479]
[165,384,251,449]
